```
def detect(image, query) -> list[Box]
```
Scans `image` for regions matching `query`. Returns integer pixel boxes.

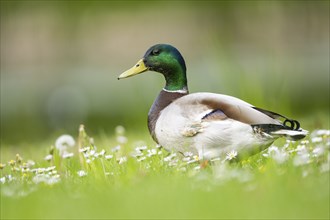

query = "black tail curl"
[283,119,300,130]
[252,107,302,131]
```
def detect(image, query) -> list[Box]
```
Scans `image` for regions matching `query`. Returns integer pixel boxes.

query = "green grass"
[1,126,329,219]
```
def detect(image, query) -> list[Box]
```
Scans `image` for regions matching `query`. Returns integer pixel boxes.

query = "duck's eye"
[152,49,160,56]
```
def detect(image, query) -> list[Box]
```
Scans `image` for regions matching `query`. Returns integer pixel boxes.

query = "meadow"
[1,125,329,219]
[1,1,329,219]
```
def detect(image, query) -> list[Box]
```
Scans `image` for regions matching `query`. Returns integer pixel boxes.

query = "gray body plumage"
[148,90,308,159]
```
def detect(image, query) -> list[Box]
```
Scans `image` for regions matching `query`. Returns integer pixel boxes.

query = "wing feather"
[173,92,281,125]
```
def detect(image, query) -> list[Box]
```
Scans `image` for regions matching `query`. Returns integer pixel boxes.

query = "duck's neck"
[163,66,188,92]
[147,89,188,143]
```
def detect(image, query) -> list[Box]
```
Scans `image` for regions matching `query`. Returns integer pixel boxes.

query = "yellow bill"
[118,59,148,79]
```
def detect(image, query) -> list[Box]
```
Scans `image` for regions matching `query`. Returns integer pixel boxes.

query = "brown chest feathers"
[147,89,188,143]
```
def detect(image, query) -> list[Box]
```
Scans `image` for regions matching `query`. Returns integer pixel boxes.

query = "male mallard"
[118,44,308,159]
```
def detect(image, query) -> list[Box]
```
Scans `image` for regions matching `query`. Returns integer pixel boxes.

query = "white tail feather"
[271,129,308,141]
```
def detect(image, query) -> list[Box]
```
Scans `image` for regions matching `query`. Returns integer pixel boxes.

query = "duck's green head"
[118,44,188,91]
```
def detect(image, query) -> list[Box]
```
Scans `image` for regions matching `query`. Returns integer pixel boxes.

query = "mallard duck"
[118,44,308,159]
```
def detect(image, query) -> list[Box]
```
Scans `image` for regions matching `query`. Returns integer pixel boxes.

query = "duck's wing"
[173,93,307,140]
[175,92,278,125]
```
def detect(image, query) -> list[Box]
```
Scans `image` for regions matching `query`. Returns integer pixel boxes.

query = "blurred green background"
[1,0,329,144]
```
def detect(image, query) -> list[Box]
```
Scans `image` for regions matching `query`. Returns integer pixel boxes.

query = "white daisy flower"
[272,150,289,164]
[32,174,47,184]
[313,129,330,137]
[62,152,74,159]
[300,140,309,145]
[194,165,201,170]
[137,156,147,162]
[111,145,121,152]
[89,150,96,156]
[263,146,279,157]
[296,145,307,152]
[268,146,279,154]
[293,153,310,166]
[35,168,46,174]
[6,175,14,182]
[312,147,324,157]
[77,170,87,177]
[131,151,144,158]
[0,177,5,184]
[183,152,194,157]
[79,147,90,153]
[45,166,56,172]
[21,167,30,173]
[311,137,323,143]
[44,154,53,161]
[186,155,200,164]
[26,160,35,167]
[33,173,60,185]
[105,155,113,160]
[118,156,127,164]
[47,175,61,185]
[135,146,148,152]
[99,149,106,156]
[147,149,157,157]
[226,150,238,161]
[183,156,192,162]
[169,159,178,167]
[164,153,177,162]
